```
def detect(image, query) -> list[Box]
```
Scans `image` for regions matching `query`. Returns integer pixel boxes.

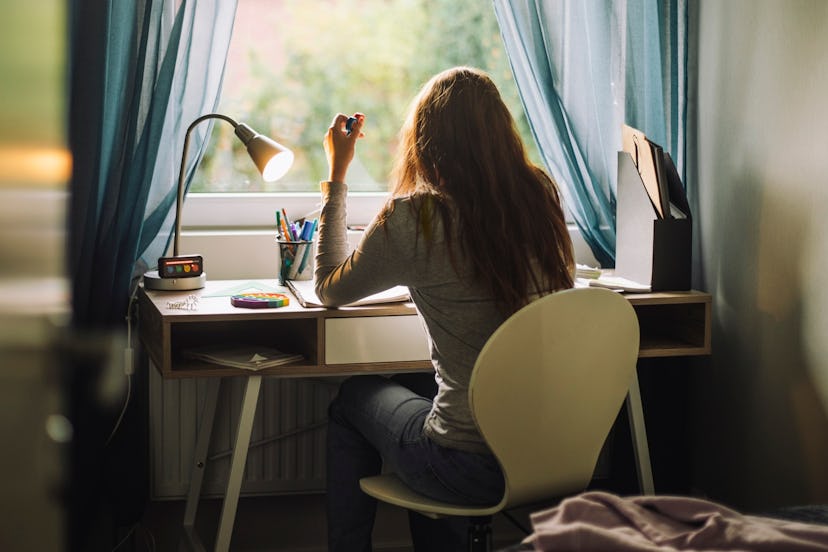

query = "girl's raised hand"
[323,112,365,183]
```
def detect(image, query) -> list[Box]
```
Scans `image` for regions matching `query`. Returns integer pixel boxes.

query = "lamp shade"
[234,123,294,182]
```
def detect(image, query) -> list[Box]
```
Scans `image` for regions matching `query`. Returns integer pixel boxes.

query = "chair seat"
[360,474,502,519]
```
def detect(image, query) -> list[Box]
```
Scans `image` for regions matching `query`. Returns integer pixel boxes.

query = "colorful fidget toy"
[230,292,290,309]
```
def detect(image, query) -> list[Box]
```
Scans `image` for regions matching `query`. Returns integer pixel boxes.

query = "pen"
[282,208,300,240]
[296,218,318,275]
[289,218,316,279]
[279,209,291,241]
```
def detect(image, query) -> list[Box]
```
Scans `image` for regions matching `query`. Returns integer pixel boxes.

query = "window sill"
[182,192,389,229]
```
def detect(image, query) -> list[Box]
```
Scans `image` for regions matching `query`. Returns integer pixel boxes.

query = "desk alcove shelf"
[626,290,711,358]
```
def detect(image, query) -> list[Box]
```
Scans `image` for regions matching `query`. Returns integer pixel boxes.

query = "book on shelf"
[287,279,410,308]
[182,344,304,371]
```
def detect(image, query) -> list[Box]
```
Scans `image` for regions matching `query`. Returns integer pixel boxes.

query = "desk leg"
[214,374,263,552]
[184,378,222,529]
[626,370,655,495]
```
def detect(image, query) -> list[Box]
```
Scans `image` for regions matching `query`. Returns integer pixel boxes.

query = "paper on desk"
[588,276,651,293]
[183,344,304,370]
[575,263,602,279]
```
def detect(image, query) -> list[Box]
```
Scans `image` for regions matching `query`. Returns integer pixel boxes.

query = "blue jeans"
[326,374,504,552]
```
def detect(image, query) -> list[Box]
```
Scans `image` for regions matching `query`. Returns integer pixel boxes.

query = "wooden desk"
[138,281,711,551]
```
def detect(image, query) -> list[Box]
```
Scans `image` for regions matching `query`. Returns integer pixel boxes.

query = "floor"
[133,414,643,551]
[139,492,528,551]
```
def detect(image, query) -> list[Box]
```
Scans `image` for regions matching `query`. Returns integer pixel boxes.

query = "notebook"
[287,279,410,308]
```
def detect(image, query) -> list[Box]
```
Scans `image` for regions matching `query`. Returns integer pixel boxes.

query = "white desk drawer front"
[325,315,430,364]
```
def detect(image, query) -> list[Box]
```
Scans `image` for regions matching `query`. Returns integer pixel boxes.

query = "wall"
[0,1,69,549]
[692,0,828,510]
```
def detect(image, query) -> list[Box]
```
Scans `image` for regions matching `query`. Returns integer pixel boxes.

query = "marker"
[280,208,293,240]
[346,116,357,136]
[296,218,318,275]
[288,219,316,279]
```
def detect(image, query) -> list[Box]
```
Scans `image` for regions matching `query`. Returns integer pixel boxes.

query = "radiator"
[149,366,339,499]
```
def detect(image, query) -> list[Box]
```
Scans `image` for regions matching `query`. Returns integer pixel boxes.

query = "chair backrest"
[469,287,640,510]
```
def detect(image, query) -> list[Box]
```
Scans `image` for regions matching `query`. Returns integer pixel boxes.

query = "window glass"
[191,0,541,193]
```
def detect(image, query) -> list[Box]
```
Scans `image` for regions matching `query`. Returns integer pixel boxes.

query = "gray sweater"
[314,181,509,454]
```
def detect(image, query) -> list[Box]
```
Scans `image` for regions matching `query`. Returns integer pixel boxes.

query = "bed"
[499,491,828,551]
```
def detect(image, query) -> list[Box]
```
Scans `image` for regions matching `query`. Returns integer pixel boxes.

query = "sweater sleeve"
[313,181,405,306]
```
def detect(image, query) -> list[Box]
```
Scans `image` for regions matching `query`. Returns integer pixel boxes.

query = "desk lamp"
[143,113,293,291]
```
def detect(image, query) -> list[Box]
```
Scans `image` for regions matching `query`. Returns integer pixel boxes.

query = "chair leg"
[468,518,492,552]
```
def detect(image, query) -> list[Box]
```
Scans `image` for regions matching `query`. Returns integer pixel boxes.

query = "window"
[182,0,592,268]
[190,0,540,202]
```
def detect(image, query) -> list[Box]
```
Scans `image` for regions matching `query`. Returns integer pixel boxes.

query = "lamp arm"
[173,113,239,256]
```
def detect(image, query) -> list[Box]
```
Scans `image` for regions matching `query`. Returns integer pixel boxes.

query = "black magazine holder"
[615,151,691,291]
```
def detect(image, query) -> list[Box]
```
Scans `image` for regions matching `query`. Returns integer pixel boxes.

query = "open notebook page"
[287,279,410,308]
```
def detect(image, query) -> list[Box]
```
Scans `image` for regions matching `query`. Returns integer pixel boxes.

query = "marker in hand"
[346,116,358,136]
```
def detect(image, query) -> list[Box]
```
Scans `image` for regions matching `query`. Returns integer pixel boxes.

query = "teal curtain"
[69,0,237,328]
[66,2,236,547]
[493,0,687,267]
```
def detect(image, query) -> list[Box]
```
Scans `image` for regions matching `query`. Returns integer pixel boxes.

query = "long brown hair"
[385,66,574,314]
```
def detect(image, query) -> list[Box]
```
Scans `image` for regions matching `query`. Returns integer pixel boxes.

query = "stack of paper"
[621,124,690,221]
[575,264,602,279]
[183,344,304,371]
[588,275,651,293]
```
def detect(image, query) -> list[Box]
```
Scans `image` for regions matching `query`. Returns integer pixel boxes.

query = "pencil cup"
[276,237,315,285]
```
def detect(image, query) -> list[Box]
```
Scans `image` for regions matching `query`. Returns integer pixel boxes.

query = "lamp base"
[143,270,207,291]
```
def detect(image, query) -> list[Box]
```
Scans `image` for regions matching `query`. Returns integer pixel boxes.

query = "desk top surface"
[140,279,711,322]
[140,279,416,321]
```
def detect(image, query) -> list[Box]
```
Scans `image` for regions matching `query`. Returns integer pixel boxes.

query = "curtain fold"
[493,0,687,267]
[69,0,237,328]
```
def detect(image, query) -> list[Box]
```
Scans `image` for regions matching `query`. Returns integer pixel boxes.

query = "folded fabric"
[525,491,828,551]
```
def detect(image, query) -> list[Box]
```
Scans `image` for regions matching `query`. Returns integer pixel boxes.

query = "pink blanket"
[525,491,828,551]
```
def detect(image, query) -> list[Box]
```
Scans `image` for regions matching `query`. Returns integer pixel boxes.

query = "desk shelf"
[170,317,319,377]
[627,291,711,358]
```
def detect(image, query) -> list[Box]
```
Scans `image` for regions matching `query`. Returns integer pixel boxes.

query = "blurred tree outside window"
[193,0,541,193]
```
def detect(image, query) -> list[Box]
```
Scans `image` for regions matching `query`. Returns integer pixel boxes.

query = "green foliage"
[193,0,539,193]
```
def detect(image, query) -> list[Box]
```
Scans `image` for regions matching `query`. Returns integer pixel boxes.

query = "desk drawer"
[325,315,430,364]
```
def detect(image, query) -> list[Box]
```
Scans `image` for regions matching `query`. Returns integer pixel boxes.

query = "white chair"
[359,287,641,551]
